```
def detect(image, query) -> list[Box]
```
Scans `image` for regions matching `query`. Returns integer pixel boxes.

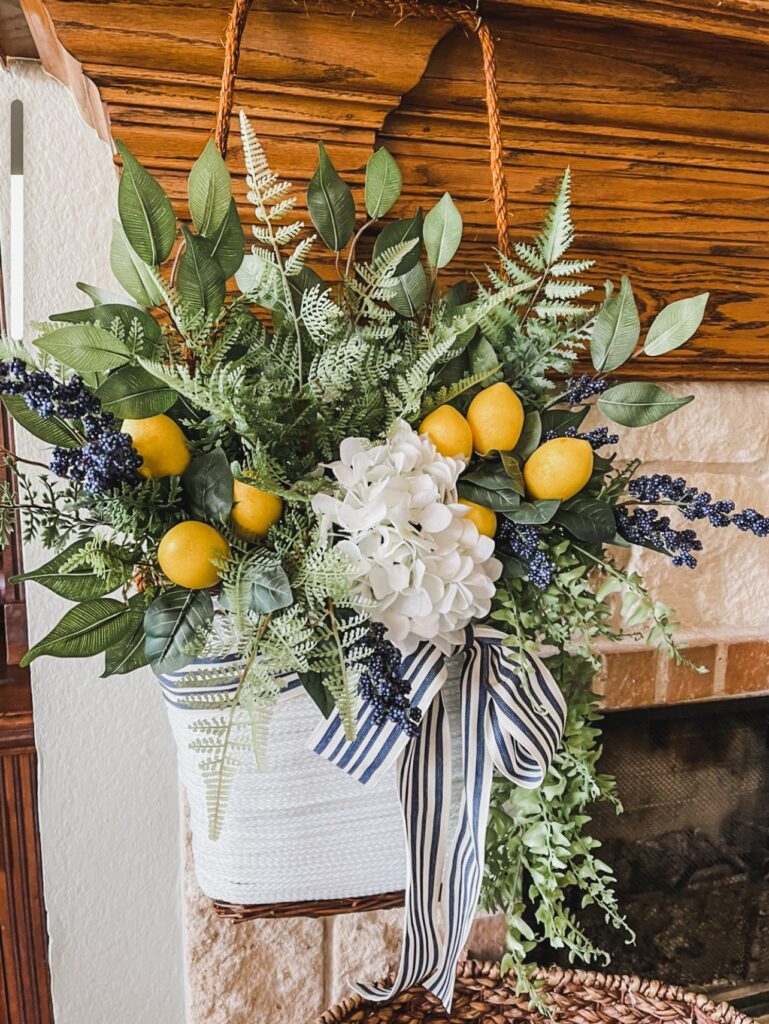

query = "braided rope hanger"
[214,0,510,257]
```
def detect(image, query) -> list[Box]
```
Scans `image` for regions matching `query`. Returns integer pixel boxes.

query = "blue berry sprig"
[495,518,557,590]
[561,374,609,405]
[627,474,769,537]
[0,359,142,495]
[544,425,619,450]
[358,623,421,737]
[614,506,703,568]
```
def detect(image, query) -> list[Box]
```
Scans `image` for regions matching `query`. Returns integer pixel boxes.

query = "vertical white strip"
[9,99,23,341]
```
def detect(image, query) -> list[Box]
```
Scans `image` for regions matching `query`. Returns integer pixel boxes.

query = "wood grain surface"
[31,0,769,379]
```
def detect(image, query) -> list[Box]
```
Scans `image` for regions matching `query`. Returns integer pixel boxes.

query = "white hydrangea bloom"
[312,419,502,654]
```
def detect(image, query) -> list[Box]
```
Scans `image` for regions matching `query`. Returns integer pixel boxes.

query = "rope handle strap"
[215,0,510,256]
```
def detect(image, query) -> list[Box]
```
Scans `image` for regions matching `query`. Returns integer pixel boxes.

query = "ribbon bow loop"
[309,625,566,1011]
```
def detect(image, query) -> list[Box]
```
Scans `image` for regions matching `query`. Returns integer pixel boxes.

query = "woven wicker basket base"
[317,961,757,1024]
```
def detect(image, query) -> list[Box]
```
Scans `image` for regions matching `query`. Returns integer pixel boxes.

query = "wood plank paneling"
[32,0,769,380]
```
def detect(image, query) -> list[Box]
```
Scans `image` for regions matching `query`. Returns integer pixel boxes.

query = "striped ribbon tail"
[309,626,566,1012]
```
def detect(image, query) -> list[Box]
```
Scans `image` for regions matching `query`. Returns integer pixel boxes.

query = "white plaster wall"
[0,62,187,1024]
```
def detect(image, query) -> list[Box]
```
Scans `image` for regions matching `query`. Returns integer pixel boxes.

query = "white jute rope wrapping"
[160,658,465,904]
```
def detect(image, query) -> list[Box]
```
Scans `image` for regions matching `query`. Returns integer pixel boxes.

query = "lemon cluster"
[124,415,284,590]
[418,383,594,538]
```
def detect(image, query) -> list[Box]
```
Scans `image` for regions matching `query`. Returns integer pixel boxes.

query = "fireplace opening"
[557,696,769,989]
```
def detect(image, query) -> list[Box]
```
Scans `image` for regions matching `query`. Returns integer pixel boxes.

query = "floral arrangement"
[2,112,767,999]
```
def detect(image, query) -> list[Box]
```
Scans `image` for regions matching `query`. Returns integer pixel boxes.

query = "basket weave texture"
[316,961,756,1024]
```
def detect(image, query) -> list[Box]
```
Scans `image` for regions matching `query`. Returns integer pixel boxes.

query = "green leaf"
[12,540,130,601]
[76,281,141,308]
[387,263,426,317]
[20,598,137,666]
[372,210,423,277]
[248,563,293,614]
[500,453,526,495]
[467,335,498,375]
[208,199,245,279]
[512,412,542,461]
[555,497,616,542]
[364,147,402,220]
[177,227,226,317]
[182,449,233,524]
[598,382,694,427]
[505,500,561,525]
[644,292,709,356]
[115,140,176,265]
[96,365,176,418]
[299,671,335,718]
[35,323,130,373]
[590,276,640,372]
[110,221,163,307]
[458,479,521,514]
[2,395,81,448]
[144,588,213,674]
[540,406,590,436]
[424,192,463,269]
[102,594,149,676]
[307,142,355,251]
[188,139,233,238]
[50,303,164,361]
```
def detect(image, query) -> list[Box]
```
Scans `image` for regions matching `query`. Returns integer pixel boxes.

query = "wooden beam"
[0,0,37,61]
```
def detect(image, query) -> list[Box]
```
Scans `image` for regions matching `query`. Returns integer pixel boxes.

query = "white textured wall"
[0,62,187,1024]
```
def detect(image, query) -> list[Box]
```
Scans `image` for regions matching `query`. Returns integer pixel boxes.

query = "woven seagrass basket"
[316,961,757,1024]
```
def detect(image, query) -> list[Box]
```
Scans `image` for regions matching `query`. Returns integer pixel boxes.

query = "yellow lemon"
[231,479,283,541]
[523,437,594,501]
[458,499,497,538]
[418,405,473,459]
[157,521,230,590]
[466,382,525,456]
[122,414,190,479]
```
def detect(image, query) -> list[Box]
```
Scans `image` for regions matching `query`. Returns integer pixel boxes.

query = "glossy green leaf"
[20,598,137,666]
[96,365,176,418]
[248,563,293,614]
[364,148,402,219]
[504,500,561,525]
[12,540,130,600]
[208,199,245,279]
[144,588,213,674]
[115,140,176,265]
[307,142,355,251]
[110,221,163,307]
[35,323,130,373]
[555,496,616,543]
[512,412,542,461]
[76,281,140,308]
[387,263,426,317]
[598,382,694,427]
[590,276,640,372]
[2,395,81,449]
[644,292,709,356]
[50,303,164,361]
[458,480,521,514]
[182,449,233,524]
[424,192,463,269]
[467,335,498,375]
[500,453,526,495]
[102,595,150,676]
[177,227,226,317]
[189,139,233,238]
[299,671,335,718]
[372,210,423,277]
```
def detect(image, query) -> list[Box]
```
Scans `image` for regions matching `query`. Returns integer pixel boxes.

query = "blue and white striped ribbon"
[310,624,566,1012]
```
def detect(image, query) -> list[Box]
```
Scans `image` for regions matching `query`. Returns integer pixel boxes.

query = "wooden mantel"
[9,0,769,380]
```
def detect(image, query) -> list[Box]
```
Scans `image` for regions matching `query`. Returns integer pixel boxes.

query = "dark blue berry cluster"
[0,359,141,495]
[495,517,557,590]
[614,506,703,568]
[359,623,422,737]
[628,474,769,537]
[561,374,609,405]
[544,425,619,450]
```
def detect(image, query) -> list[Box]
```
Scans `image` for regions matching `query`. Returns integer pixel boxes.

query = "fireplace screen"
[573,697,769,987]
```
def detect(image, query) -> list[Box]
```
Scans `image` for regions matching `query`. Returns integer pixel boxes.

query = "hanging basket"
[317,961,757,1024]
